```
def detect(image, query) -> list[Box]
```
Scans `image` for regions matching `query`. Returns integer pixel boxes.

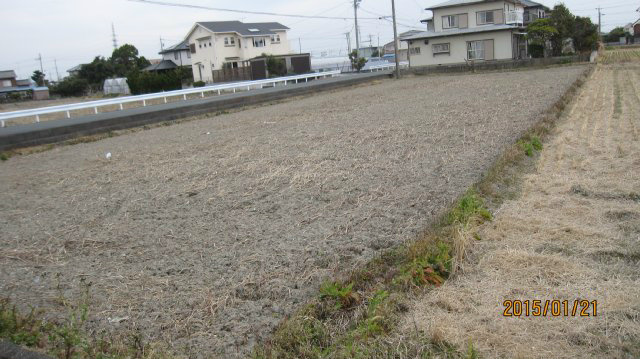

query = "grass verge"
[252,65,595,359]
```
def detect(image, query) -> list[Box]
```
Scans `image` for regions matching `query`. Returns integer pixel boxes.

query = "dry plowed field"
[403,62,640,357]
[0,66,586,357]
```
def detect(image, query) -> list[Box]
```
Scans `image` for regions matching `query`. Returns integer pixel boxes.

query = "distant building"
[383,31,422,62]
[402,0,546,68]
[144,40,192,72]
[184,21,291,83]
[0,70,49,100]
[67,65,83,77]
[0,70,17,88]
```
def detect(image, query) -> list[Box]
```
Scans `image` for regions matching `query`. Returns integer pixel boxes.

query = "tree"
[526,18,558,58]
[261,53,287,77]
[79,56,114,91]
[604,27,626,43]
[349,50,366,72]
[31,70,45,86]
[573,16,599,52]
[548,4,576,56]
[51,76,88,97]
[111,44,149,76]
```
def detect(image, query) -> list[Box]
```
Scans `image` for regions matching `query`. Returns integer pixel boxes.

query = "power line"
[127,0,379,20]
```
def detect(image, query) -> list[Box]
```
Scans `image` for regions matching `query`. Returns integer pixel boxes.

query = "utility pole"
[36,53,44,73]
[391,0,400,79]
[354,0,361,54]
[596,7,602,40]
[299,38,302,54]
[54,59,60,81]
[345,32,352,54]
[111,23,118,50]
[160,37,164,51]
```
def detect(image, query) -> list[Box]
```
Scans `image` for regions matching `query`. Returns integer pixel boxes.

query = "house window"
[270,34,281,43]
[187,51,191,58]
[442,15,458,29]
[224,37,229,45]
[409,47,421,55]
[199,44,202,48]
[432,43,450,54]
[190,43,196,53]
[477,11,495,25]
[467,40,485,60]
[230,37,235,45]
[538,9,545,18]
[253,37,266,47]
[174,52,179,60]
[1,80,11,87]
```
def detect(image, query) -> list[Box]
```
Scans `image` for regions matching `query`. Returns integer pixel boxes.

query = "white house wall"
[433,1,524,31]
[162,51,192,67]
[408,30,514,67]
[188,25,291,83]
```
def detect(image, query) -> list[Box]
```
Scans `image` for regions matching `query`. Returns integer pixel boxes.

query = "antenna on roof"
[112,23,119,50]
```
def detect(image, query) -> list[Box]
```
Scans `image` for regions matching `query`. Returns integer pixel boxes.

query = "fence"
[212,67,252,83]
[0,70,340,127]
[405,55,591,76]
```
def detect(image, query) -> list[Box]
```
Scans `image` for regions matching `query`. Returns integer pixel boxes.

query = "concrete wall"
[408,29,514,67]
[188,25,291,83]
[433,1,523,31]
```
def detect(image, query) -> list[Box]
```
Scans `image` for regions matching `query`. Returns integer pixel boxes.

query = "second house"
[185,21,291,83]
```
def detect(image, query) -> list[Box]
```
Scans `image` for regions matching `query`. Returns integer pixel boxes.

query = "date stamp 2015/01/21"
[503,300,598,317]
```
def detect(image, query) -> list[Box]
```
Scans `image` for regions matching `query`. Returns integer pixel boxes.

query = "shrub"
[51,76,88,97]
[193,81,206,88]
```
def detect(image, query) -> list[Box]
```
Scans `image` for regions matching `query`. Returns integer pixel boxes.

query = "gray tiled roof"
[159,40,189,54]
[428,0,521,10]
[143,60,179,72]
[197,21,289,37]
[401,24,517,40]
[0,70,17,79]
[519,0,543,7]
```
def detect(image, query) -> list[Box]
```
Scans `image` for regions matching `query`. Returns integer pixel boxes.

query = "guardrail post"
[119,104,124,110]
[247,85,250,91]
[201,92,204,98]
[143,100,146,107]
[285,80,287,85]
[66,111,71,119]
[35,115,40,123]
[217,89,221,95]
[164,97,167,104]
[233,88,236,93]
[94,107,99,114]
[1,120,4,128]
[183,94,187,100]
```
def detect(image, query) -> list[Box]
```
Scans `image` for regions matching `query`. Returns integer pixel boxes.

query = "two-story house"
[185,21,291,83]
[402,0,544,67]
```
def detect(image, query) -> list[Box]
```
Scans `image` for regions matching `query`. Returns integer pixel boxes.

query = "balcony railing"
[505,10,524,26]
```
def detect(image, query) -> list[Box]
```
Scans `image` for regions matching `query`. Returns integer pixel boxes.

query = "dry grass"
[401,57,640,358]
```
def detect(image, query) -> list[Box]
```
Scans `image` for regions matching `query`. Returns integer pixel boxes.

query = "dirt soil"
[402,64,640,358]
[0,66,586,358]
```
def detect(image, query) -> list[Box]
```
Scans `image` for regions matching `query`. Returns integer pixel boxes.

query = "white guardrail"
[0,70,341,127]
[364,62,410,72]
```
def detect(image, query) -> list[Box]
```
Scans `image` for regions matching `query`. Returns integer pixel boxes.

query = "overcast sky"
[2,0,638,80]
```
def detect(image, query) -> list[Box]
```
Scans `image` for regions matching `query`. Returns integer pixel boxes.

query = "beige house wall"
[408,30,514,67]
[188,24,291,83]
